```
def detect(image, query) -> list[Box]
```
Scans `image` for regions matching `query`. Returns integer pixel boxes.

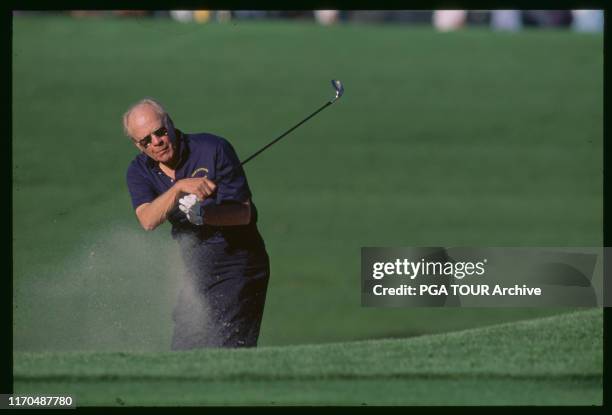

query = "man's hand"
[178,194,204,225]
[176,177,217,201]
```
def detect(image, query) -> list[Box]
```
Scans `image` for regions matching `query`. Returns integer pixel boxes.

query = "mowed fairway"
[14,310,602,405]
[12,15,602,404]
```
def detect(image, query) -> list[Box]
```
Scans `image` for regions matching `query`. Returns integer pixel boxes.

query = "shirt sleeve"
[211,137,252,205]
[126,162,158,209]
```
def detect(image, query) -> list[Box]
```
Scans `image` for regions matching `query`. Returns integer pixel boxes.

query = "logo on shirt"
[191,167,209,178]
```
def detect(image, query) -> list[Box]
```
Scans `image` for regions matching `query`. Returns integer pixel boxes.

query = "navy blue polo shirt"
[126,132,261,244]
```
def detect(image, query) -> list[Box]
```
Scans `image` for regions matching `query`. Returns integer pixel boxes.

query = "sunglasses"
[136,126,168,148]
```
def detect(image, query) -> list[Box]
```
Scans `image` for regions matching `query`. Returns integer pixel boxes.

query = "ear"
[130,138,145,153]
[164,114,178,144]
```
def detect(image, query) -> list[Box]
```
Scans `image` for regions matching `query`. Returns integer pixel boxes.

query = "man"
[124,98,270,350]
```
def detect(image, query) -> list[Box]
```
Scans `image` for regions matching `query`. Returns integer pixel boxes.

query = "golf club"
[239,79,344,166]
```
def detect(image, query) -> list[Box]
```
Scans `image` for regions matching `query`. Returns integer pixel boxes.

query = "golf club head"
[331,79,344,103]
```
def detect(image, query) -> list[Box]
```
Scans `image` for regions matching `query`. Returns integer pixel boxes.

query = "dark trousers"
[171,237,270,350]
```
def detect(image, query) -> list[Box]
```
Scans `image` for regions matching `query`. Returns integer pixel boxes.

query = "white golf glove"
[178,194,204,226]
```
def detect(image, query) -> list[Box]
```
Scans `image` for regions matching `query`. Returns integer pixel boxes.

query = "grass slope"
[14,310,602,405]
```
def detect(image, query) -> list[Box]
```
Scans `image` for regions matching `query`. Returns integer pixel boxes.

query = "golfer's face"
[129,105,175,164]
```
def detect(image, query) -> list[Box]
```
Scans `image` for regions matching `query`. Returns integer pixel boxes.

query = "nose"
[151,134,165,146]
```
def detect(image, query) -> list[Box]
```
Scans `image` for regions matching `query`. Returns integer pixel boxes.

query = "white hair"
[122,97,168,138]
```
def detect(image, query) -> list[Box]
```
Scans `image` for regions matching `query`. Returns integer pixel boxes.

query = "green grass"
[12,15,602,352]
[14,310,602,405]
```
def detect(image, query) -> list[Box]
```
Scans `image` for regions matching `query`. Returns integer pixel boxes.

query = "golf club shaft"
[240,100,333,166]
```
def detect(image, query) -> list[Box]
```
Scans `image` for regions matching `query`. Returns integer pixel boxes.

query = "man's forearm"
[204,202,251,226]
[135,185,182,231]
